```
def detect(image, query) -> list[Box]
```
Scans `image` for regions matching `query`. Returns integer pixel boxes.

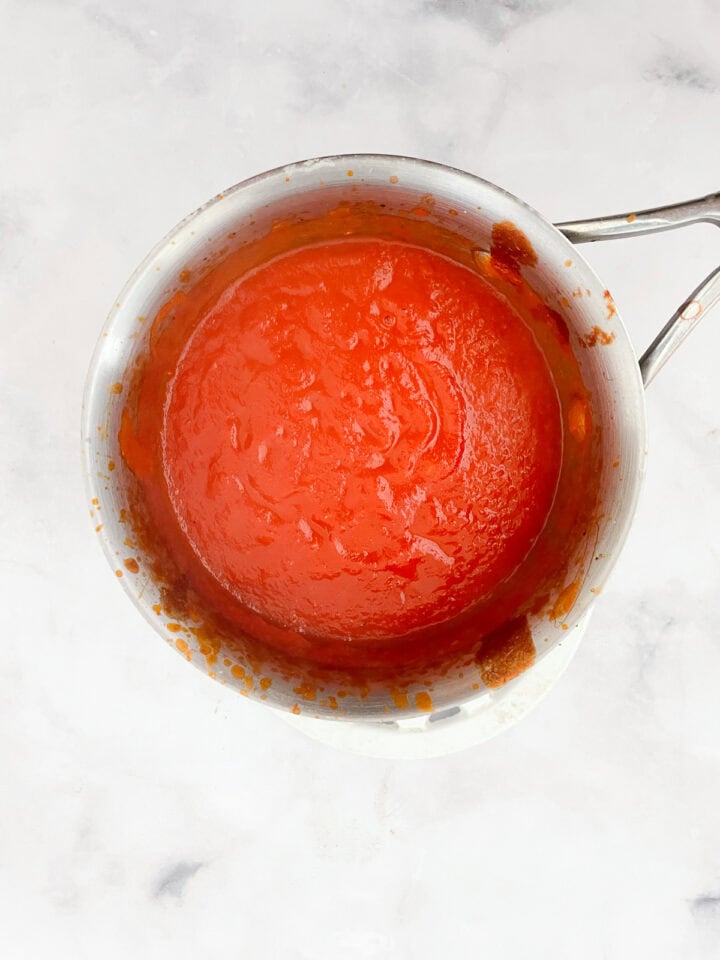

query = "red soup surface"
[163,239,560,639]
[120,226,595,677]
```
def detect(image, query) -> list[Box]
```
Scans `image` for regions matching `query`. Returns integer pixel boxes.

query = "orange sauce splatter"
[551,580,581,621]
[179,268,192,283]
[414,691,433,711]
[115,569,123,577]
[603,290,616,319]
[124,557,140,574]
[389,175,399,184]
[166,622,182,632]
[346,170,354,177]
[230,664,254,689]
[259,677,272,691]
[391,688,410,710]
[291,703,301,715]
[293,682,317,702]
[582,326,616,347]
[626,213,636,223]
[108,460,116,471]
[176,638,191,660]
[189,625,220,666]
[109,382,123,394]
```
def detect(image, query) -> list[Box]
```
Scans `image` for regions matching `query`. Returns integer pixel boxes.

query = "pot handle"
[556,192,720,386]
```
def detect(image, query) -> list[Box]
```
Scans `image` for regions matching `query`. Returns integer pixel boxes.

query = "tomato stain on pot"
[490,220,537,272]
[475,616,535,689]
[582,326,616,347]
[176,638,191,661]
[415,691,433,711]
[603,290,617,319]
[391,689,410,710]
[294,682,317,702]
[550,580,581,622]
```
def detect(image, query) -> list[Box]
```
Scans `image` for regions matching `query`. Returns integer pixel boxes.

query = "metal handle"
[556,192,720,386]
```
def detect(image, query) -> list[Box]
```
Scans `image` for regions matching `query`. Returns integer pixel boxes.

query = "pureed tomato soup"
[119,205,599,692]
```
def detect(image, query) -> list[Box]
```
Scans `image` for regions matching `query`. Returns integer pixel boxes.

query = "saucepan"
[82,155,720,731]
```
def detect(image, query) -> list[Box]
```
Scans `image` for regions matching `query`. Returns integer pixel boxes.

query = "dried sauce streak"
[159,240,562,642]
[490,220,538,272]
[476,615,536,688]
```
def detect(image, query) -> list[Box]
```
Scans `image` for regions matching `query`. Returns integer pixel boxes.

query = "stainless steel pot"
[82,155,720,725]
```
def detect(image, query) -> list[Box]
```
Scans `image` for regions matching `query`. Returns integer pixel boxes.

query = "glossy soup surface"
[160,239,562,639]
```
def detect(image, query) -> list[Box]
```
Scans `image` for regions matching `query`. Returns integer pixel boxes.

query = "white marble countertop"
[2,0,720,956]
